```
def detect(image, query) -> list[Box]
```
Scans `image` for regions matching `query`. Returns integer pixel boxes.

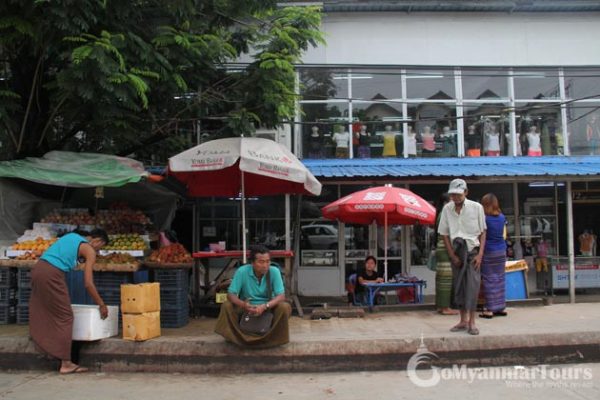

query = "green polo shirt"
[228,264,285,305]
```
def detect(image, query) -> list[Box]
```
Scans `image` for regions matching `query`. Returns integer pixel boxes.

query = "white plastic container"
[71,304,118,341]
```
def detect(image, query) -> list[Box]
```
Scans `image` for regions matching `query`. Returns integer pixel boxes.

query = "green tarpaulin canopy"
[0,151,148,187]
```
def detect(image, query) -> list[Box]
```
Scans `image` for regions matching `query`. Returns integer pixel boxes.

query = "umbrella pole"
[241,170,247,264]
[384,212,388,282]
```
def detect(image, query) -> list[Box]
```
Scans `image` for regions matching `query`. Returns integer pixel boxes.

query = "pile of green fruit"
[104,234,146,251]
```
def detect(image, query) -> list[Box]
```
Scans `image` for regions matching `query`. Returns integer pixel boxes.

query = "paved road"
[1,363,598,400]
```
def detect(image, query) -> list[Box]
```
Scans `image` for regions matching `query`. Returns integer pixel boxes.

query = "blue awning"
[303,156,600,181]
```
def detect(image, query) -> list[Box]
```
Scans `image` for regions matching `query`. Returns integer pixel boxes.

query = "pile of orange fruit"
[15,252,40,260]
[11,237,57,252]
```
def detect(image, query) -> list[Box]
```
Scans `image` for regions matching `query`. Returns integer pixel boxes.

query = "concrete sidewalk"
[1,303,599,374]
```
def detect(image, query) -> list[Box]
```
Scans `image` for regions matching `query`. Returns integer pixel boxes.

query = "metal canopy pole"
[241,170,247,264]
[384,211,388,282]
[566,181,576,303]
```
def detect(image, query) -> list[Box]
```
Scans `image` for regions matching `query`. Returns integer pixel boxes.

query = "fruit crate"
[16,304,29,325]
[0,304,16,324]
[18,268,32,288]
[0,268,17,288]
[93,272,132,287]
[0,287,17,305]
[160,287,189,309]
[17,287,32,304]
[99,250,144,257]
[153,269,189,289]
[160,305,189,328]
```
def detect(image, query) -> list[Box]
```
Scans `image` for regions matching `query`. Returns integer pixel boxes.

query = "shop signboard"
[301,250,337,267]
[552,262,600,289]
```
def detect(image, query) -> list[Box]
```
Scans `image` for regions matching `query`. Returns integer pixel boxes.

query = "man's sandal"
[450,325,468,332]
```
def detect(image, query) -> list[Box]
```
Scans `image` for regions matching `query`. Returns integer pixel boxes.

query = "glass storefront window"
[351,69,403,101]
[301,103,350,159]
[514,69,560,100]
[567,105,600,156]
[299,68,348,101]
[408,103,458,157]
[564,68,600,102]
[352,101,404,158]
[515,103,563,156]
[463,104,511,156]
[406,69,455,99]
[377,225,403,279]
[297,66,576,159]
[462,68,509,100]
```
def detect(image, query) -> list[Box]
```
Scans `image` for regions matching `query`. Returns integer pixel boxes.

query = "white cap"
[448,179,467,194]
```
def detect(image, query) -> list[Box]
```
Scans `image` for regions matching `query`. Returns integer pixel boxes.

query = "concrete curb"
[2,331,599,374]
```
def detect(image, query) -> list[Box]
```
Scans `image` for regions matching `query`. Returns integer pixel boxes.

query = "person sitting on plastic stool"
[353,255,384,305]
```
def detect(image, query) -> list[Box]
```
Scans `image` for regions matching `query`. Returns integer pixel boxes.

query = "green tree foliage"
[0,0,324,161]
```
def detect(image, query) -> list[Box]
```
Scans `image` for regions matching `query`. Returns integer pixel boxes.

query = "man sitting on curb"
[215,245,292,347]
[438,179,486,335]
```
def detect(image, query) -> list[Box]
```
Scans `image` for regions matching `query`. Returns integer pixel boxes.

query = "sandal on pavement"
[493,311,508,317]
[440,309,460,315]
[468,327,480,335]
[479,313,493,319]
[450,324,468,332]
[60,366,88,375]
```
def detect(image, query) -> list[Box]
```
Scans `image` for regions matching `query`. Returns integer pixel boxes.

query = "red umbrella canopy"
[321,186,436,225]
[168,137,322,197]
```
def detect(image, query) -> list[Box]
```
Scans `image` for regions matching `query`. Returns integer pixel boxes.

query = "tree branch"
[37,95,68,147]
[2,120,19,148]
[17,54,43,153]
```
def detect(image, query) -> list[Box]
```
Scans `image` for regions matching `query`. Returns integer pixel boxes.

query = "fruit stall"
[0,151,190,328]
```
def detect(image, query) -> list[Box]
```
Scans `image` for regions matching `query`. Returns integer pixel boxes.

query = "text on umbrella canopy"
[363,192,387,201]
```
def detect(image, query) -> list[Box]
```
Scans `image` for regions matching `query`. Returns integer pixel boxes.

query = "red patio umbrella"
[321,186,436,280]
[168,137,322,262]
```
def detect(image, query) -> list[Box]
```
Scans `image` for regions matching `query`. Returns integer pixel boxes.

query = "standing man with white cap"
[438,179,487,335]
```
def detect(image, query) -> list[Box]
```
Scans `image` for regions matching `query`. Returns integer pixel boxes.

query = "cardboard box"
[72,304,119,341]
[122,311,161,341]
[121,282,160,314]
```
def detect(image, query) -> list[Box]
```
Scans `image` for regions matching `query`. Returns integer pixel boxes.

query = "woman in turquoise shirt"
[29,229,109,374]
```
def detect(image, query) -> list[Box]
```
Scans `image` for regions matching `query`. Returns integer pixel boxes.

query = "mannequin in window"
[535,236,549,273]
[578,229,597,256]
[405,125,417,157]
[586,115,600,155]
[466,125,481,157]
[484,124,501,156]
[382,125,397,157]
[439,126,456,156]
[356,124,371,158]
[526,126,542,156]
[308,126,323,159]
[420,125,436,156]
[332,124,350,159]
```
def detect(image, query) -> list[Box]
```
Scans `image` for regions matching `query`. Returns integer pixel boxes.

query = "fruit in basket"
[147,243,193,264]
[15,252,39,260]
[97,252,138,264]
[41,209,95,225]
[12,237,57,251]
[104,234,147,251]
[96,205,152,234]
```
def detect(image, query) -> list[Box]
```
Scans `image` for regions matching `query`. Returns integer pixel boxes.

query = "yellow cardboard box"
[120,282,161,314]
[122,311,161,341]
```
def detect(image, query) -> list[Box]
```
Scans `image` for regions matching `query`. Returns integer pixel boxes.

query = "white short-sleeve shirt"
[437,198,487,251]
[333,131,349,148]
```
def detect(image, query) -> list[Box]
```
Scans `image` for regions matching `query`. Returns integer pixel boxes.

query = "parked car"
[301,224,354,250]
